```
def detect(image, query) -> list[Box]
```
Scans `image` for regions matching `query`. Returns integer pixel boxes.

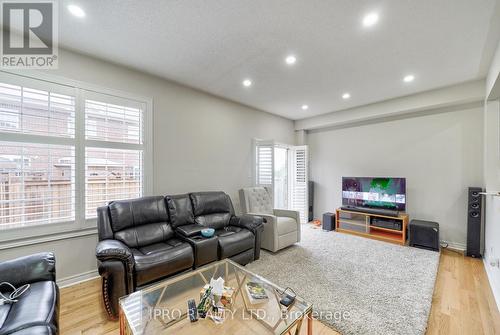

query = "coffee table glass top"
[119,259,312,335]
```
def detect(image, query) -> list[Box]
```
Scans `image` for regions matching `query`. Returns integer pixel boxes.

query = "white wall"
[0,49,295,283]
[483,100,500,307]
[483,33,500,308]
[486,40,500,98]
[307,106,484,248]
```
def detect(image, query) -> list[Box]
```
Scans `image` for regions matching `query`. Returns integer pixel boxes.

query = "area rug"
[246,226,440,335]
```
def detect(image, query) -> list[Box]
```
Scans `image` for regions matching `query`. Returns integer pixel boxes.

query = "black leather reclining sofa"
[95,191,264,319]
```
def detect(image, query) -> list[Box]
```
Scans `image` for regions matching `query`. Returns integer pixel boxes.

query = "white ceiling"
[58,0,500,120]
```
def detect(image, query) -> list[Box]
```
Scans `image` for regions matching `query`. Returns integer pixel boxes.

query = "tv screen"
[342,177,406,211]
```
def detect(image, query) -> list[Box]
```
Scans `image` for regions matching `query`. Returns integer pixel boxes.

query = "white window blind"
[0,82,75,137]
[256,144,273,187]
[0,78,77,231]
[0,142,75,229]
[84,93,145,219]
[85,99,142,144]
[290,146,308,223]
[85,147,142,217]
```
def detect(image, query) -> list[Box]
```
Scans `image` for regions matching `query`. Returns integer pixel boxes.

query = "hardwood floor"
[60,249,500,334]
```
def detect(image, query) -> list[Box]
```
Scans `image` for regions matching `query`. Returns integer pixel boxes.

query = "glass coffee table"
[119,259,313,335]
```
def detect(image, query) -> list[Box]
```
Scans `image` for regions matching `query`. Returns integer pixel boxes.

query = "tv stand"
[336,208,409,245]
[340,206,400,217]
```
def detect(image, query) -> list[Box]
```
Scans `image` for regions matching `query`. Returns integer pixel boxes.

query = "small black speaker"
[409,220,439,251]
[466,187,483,258]
[308,181,314,222]
[322,212,335,231]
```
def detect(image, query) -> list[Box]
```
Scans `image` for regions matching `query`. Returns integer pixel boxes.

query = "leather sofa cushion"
[0,281,58,335]
[195,212,231,230]
[132,239,194,286]
[190,192,234,217]
[277,217,298,235]
[114,221,174,248]
[215,227,255,259]
[167,194,194,228]
[109,196,169,232]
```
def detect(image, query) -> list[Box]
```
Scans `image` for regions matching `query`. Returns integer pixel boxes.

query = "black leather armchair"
[0,252,59,335]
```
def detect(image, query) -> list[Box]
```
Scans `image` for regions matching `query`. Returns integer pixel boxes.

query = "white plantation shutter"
[255,141,274,188]
[0,78,77,230]
[84,92,146,218]
[0,82,76,137]
[0,142,75,229]
[290,145,308,223]
[85,147,143,217]
[85,99,143,144]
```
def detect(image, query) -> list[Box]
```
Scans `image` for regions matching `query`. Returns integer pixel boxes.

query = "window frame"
[0,70,153,245]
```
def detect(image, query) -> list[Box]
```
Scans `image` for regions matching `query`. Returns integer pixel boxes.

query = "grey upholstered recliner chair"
[239,187,301,252]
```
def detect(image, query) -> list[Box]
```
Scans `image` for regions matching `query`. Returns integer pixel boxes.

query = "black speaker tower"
[308,181,314,222]
[466,187,483,258]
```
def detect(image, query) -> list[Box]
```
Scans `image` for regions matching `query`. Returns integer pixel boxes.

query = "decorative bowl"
[201,228,215,238]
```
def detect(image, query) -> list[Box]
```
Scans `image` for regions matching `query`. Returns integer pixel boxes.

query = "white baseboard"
[57,269,99,288]
[483,258,500,312]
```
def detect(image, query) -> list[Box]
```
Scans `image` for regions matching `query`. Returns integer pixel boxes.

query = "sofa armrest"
[231,214,264,233]
[274,209,300,222]
[0,252,56,286]
[230,215,264,260]
[96,240,134,265]
[96,240,135,320]
[175,224,205,237]
[247,213,277,225]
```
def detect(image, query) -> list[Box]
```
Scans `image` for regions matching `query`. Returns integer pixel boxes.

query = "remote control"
[187,299,198,322]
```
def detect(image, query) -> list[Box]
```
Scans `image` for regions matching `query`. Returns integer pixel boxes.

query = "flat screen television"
[342,177,406,211]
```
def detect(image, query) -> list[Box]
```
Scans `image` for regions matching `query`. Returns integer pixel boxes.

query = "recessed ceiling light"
[285,55,297,65]
[362,12,379,27]
[67,4,85,18]
[403,74,415,83]
[342,93,351,99]
[242,79,252,87]
[301,104,309,110]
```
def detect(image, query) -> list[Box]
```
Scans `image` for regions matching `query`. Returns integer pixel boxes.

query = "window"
[0,142,75,229]
[85,147,142,217]
[0,72,151,236]
[0,82,75,137]
[254,140,308,223]
[0,81,76,231]
[274,147,288,209]
[83,93,146,218]
[85,99,142,144]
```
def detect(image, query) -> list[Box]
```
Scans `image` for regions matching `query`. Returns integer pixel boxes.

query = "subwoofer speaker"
[322,212,335,231]
[466,187,483,258]
[409,220,439,251]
